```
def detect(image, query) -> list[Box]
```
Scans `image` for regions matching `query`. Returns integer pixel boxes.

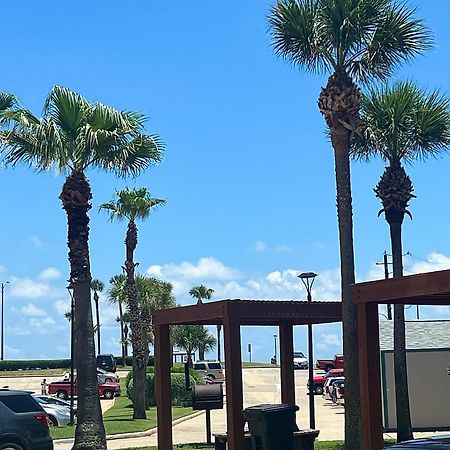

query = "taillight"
[326,386,329,393]
[34,414,49,428]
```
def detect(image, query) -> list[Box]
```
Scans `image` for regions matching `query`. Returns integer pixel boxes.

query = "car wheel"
[206,374,216,380]
[314,385,323,395]
[104,390,114,399]
[0,444,24,450]
[48,415,58,427]
[57,390,68,400]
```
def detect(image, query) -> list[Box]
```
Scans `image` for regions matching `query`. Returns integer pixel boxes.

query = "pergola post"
[358,303,384,450]
[279,324,295,405]
[155,323,172,450]
[224,315,245,450]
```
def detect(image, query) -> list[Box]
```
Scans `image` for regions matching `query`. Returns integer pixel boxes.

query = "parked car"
[96,354,116,373]
[335,382,345,405]
[97,368,120,383]
[48,378,121,400]
[316,354,344,372]
[293,351,308,369]
[0,390,53,450]
[33,396,72,427]
[385,435,450,448]
[34,395,77,414]
[322,376,345,401]
[193,361,224,381]
[307,368,344,395]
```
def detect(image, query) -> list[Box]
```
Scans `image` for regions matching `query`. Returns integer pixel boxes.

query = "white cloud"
[20,303,46,317]
[10,277,52,298]
[147,257,241,283]
[54,299,70,316]
[5,345,20,356]
[406,252,450,275]
[39,267,61,281]
[274,244,294,252]
[0,265,5,274]
[253,241,267,252]
[31,236,43,249]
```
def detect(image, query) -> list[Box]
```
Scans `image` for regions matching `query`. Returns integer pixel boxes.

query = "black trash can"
[243,403,299,450]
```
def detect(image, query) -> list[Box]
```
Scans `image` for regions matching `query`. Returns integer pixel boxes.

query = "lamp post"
[217,324,222,362]
[66,284,75,426]
[1,282,9,361]
[273,334,278,364]
[298,271,317,429]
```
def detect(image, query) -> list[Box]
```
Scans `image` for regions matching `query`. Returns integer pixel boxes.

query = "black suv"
[0,390,53,450]
[96,354,116,373]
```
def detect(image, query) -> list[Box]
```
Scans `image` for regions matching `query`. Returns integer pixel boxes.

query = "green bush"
[125,366,203,389]
[127,372,199,407]
[115,355,154,367]
[0,359,71,371]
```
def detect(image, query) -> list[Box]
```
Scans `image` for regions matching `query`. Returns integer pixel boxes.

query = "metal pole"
[205,409,212,445]
[384,253,392,320]
[307,290,315,429]
[416,305,420,320]
[94,291,101,355]
[217,324,221,361]
[1,283,4,361]
[69,289,75,426]
[273,335,277,363]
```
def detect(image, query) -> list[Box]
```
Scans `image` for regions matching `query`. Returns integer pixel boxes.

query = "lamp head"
[297,272,317,280]
[297,272,318,295]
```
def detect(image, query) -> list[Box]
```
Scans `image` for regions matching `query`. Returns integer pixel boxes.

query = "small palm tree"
[352,81,450,441]
[268,2,432,445]
[189,285,214,305]
[172,325,216,364]
[91,279,105,355]
[0,86,163,449]
[100,188,165,419]
[197,326,217,361]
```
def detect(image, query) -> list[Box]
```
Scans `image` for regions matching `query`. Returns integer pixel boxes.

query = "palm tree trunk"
[124,219,148,419]
[60,171,106,450]
[94,292,101,354]
[199,345,205,361]
[118,300,126,366]
[330,128,361,449]
[388,218,413,442]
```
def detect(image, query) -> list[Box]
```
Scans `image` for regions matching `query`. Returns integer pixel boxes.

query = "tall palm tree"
[0,86,163,449]
[352,81,450,441]
[99,188,165,419]
[189,285,214,305]
[91,279,104,355]
[268,2,432,445]
[172,325,216,364]
[108,275,128,365]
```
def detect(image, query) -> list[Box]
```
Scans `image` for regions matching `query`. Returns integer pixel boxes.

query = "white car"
[322,376,345,401]
[293,351,308,369]
[33,395,73,427]
[97,367,120,383]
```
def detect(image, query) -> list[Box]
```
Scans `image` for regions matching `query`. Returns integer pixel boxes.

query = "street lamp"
[67,284,75,426]
[298,271,317,429]
[217,324,222,362]
[273,334,278,364]
[1,281,9,361]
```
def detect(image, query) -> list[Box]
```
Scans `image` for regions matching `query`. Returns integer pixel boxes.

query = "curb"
[53,410,204,445]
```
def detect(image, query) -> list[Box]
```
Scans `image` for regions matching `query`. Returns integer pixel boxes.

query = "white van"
[193,361,224,381]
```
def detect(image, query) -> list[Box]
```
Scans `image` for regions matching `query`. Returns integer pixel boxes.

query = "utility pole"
[377,252,392,320]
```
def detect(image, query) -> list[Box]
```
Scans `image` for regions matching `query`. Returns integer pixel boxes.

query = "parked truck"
[316,354,344,372]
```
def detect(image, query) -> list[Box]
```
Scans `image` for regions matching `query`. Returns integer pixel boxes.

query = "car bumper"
[30,436,53,450]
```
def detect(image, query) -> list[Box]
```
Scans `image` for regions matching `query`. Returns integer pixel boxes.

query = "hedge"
[124,365,203,388]
[127,372,198,407]
[115,355,154,367]
[0,359,72,371]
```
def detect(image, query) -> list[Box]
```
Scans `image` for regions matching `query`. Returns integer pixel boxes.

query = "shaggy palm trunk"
[94,292,101,354]
[60,171,106,450]
[319,71,361,449]
[124,220,148,419]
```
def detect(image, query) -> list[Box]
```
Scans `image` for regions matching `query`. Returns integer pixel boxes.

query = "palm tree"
[268,2,432,445]
[197,326,217,361]
[91,279,105,355]
[172,325,216,364]
[352,81,450,441]
[108,275,128,365]
[0,86,163,449]
[100,188,165,419]
[189,285,214,305]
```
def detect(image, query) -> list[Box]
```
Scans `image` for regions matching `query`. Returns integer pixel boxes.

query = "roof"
[152,299,342,326]
[379,320,450,351]
[353,269,450,305]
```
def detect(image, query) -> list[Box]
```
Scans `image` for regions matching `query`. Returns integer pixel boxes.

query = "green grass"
[0,368,66,377]
[241,362,278,368]
[50,380,193,440]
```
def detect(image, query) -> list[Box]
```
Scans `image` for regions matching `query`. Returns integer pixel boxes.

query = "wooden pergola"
[353,268,450,450]
[153,299,342,450]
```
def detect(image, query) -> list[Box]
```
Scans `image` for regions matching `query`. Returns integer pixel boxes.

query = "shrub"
[0,359,71,371]
[115,355,154,367]
[127,372,199,407]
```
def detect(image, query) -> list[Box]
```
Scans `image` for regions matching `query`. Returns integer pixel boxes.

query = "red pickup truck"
[316,354,344,372]
[48,379,121,400]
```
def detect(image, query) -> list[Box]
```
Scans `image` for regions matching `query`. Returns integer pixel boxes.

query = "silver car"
[193,361,224,381]
[97,367,120,383]
[33,395,73,427]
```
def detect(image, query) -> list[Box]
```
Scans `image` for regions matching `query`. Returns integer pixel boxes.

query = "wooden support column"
[155,323,172,450]
[279,324,295,405]
[224,314,245,450]
[358,303,384,450]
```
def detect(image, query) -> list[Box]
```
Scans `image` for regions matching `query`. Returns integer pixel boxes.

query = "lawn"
[120,443,344,450]
[50,383,193,440]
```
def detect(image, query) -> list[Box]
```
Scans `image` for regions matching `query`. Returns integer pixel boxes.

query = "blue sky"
[1,1,450,362]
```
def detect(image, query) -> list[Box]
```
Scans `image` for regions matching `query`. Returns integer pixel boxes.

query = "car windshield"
[294,352,305,358]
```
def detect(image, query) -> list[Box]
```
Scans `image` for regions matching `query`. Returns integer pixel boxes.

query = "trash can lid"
[244,404,299,414]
